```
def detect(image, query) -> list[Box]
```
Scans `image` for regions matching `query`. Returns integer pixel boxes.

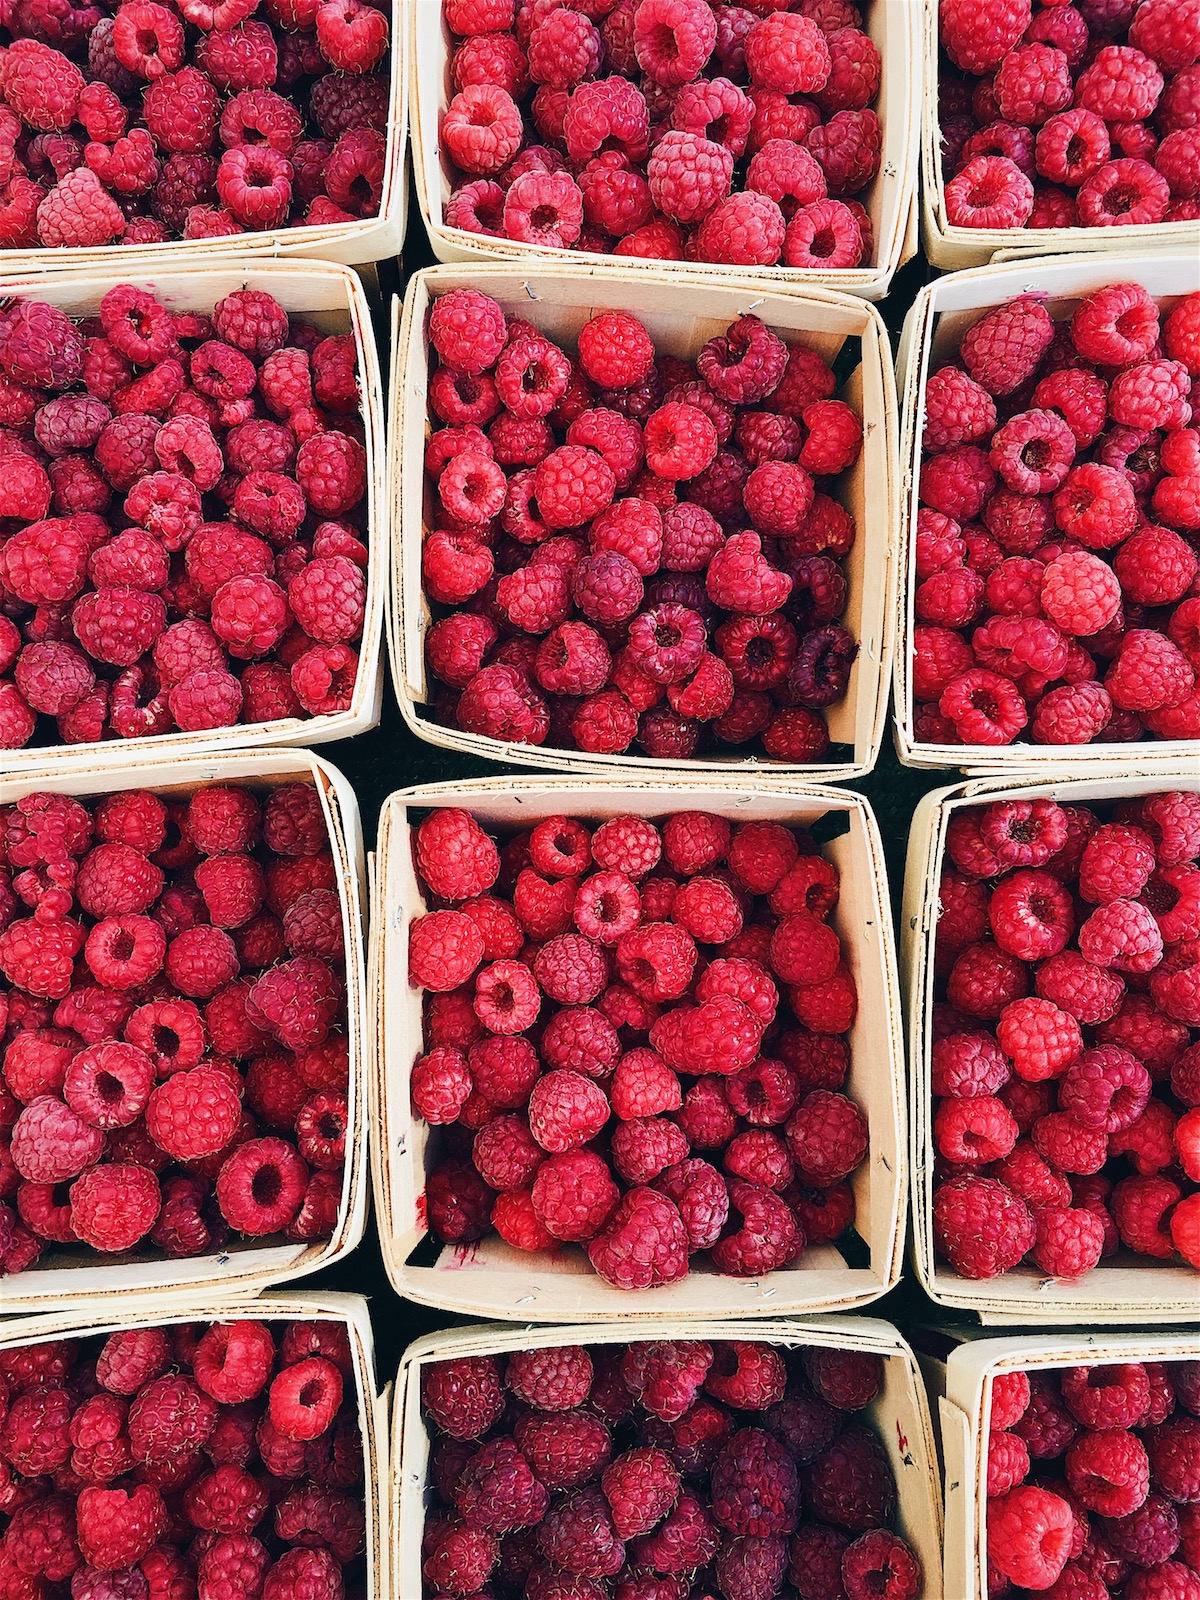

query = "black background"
[308,223,958,1384]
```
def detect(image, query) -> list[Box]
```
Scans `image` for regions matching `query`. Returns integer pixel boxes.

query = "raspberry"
[587,1185,688,1288]
[989,1486,1075,1591]
[933,1175,1035,1277]
[70,1160,160,1251]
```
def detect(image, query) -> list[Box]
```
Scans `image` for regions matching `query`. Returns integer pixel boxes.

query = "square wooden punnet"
[370,775,906,1322]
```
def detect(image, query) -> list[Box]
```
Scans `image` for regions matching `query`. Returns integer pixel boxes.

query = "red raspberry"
[632,0,717,86]
[601,1445,681,1539]
[988,1486,1074,1592]
[587,1184,688,1288]
[532,1148,619,1242]
[945,154,1034,229]
[70,1161,160,1252]
[961,297,1055,398]
[940,0,1031,74]
[933,1174,1035,1277]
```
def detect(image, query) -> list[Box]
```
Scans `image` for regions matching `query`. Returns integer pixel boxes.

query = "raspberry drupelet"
[422,293,864,766]
[930,788,1200,1289]
[913,281,1200,753]
[0,779,351,1280]
[409,803,873,1293]
[0,284,370,749]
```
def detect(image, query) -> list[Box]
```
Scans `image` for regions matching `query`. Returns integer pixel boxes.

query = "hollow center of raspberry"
[152,1026,181,1057]
[655,623,681,648]
[1020,438,1053,471]
[1142,879,1177,914]
[629,958,656,987]
[298,1377,326,1410]
[1066,136,1087,167]
[530,205,562,232]
[1104,184,1139,216]
[810,228,837,260]
[1129,444,1159,474]
[1027,894,1057,925]
[968,177,1006,207]
[595,892,621,924]
[490,982,515,1013]
[251,1163,283,1205]
[318,1112,342,1140]
[970,688,1001,718]
[110,929,136,962]
[96,1071,126,1105]
[1115,309,1143,340]
[520,364,545,394]
[469,105,499,128]
[348,172,373,206]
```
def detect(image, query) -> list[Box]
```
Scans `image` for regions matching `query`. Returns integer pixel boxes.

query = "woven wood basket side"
[369,774,906,1322]
[919,1,1200,270]
[409,0,919,300]
[903,764,1200,1324]
[932,1328,1200,1600]
[393,1315,943,1600]
[893,252,1200,773]
[0,748,368,1315]
[389,262,898,783]
[0,258,385,773]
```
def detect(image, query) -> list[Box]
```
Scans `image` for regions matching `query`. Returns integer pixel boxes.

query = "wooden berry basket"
[0,258,386,773]
[920,2,1200,270]
[392,1314,944,1600]
[0,1290,389,1600]
[0,0,405,273]
[901,764,1200,1326]
[409,0,919,300]
[390,262,899,784]
[369,775,906,1322]
[919,1325,1200,1600]
[894,251,1200,774]
[0,747,369,1315]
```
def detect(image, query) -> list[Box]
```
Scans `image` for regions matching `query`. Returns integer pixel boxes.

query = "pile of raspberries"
[0,1316,366,1599]
[0,0,391,247]
[0,284,369,750]
[409,805,871,1291]
[0,781,351,1278]
[938,0,1200,232]
[420,1338,922,1600]
[930,790,1200,1284]
[984,1358,1200,1599]
[437,0,884,269]
[421,292,863,766]
[912,281,1200,750]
